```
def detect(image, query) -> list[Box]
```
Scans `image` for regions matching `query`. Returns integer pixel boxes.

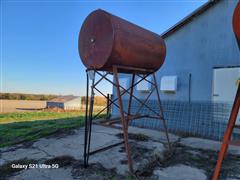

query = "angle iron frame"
[83,65,171,173]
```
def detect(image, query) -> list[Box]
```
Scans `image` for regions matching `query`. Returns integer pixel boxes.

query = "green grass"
[0,116,85,148]
[0,111,83,124]
[0,111,106,148]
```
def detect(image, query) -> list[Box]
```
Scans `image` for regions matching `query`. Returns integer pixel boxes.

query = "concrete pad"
[90,145,128,175]
[90,125,122,135]
[0,144,23,153]
[90,140,166,175]
[153,164,207,180]
[0,158,6,166]
[135,140,166,159]
[4,124,240,179]
[180,137,240,155]
[1,148,48,163]
[0,124,178,176]
[93,124,179,143]
[32,126,121,160]
[11,167,73,180]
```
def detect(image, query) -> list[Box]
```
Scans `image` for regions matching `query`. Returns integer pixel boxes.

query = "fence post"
[107,94,110,119]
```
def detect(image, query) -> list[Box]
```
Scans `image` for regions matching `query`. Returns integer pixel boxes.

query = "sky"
[1,0,207,96]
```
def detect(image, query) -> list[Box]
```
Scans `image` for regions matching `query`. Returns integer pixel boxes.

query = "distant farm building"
[47,96,81,110]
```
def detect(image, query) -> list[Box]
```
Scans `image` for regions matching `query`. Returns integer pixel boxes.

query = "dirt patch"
[159,143,240,180]
[44,156,75,168]
[71,160,134,180]
[119,144,150,164]
[120,141,240,180]
[44,156,137,180]
[0,159,37,178]
[135,148,172,178]
[116,133,150,142]
[44,128,77,139]
[119,141,168,178]
[1,156,136,180]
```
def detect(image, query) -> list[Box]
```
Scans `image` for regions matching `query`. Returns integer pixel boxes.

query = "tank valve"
[90,38,95,43]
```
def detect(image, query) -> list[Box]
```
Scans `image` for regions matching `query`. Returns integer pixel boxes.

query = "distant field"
[0,100,46,113]
[0,100,106,113]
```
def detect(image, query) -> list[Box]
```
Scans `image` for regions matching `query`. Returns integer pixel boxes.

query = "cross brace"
[83,66,171,173]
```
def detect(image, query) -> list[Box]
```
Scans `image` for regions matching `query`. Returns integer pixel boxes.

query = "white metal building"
[47,96,81,110]
[111,0,240,140]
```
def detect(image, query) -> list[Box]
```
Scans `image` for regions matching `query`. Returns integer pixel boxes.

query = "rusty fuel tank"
[233,1,240,47]
[78,9,166,73]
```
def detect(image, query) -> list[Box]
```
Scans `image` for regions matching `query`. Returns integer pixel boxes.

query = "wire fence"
[118,100,239,141]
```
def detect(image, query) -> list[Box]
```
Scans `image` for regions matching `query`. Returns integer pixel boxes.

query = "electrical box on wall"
[119,78,129,91]
[160,76,177,92]
[136,77,152,92]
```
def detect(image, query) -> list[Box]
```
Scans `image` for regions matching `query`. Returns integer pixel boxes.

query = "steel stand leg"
[153,73,171,149]
[84,70,96,167]
[86,71,95,163]
[127,73,135,128]
[113,67,134,173]
[84,70,89,167]
[212,84,240,180]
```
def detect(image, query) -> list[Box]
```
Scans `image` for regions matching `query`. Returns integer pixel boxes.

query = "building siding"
[47,97,81,110]
[112,0,239,102]
[111,0,240,140]
[46,102,64,109]
[64,97,81,110]
[158,0,239,101]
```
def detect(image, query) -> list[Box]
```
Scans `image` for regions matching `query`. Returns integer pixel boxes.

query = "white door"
[213,67,240,102]
[213,67,240,124]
